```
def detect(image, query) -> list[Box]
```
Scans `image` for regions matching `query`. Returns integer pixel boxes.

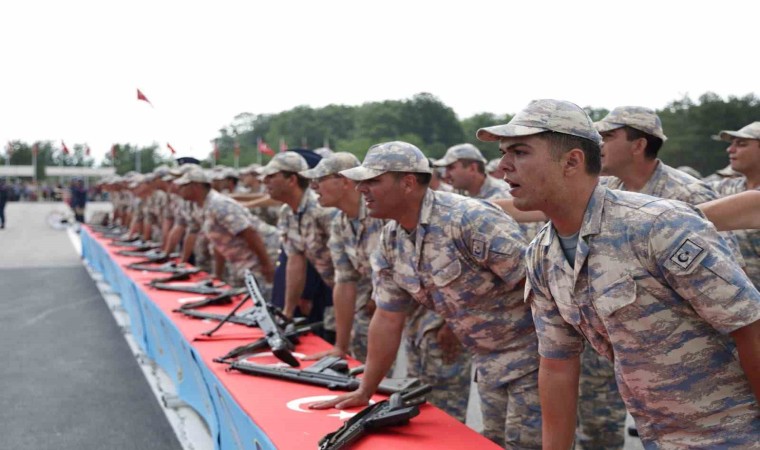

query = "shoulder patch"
[472,232,488,261]
[670,239,704,270]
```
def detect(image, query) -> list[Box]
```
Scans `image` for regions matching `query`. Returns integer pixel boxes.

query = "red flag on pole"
[61,140,70,155]
[258,139,275,156]
[167,143,177,155]
[85,145,91,156]
[110,144,117,159]
[213,142,220,160]
[279,138,287,152]
[137,88,153,107]
[234,141,241,157]
[32,143,38,157]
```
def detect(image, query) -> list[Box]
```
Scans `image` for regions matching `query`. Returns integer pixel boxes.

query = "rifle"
[228,355,420,395]
[232,270,299,366]
[148,271,203,284]
[175,305,259,327]
[111,239,161,250]
[117,248,168,259]
[127,261,198,273]
[149,278,228,295]
[318,384,432,450]
[174,287,247,309]
[214,322,322,362]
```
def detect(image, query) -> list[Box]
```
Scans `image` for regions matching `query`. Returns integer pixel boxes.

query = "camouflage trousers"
[350,306,372,363]
[478,368,542,449]
[576,346,626,450]
[404,327,472,423]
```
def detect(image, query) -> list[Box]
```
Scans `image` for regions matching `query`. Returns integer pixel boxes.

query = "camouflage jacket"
[526,184,760,446]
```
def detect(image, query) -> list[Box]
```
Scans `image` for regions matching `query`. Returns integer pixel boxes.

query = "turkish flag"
[61,140,70,155]
[234,141,241,157]
[213,142,220,160]
[85,145,91,156]
[137,88,153,106]
[167,143,177,154]
[32,143,38,157]
[258,140,275,156]
[110,144,117,159]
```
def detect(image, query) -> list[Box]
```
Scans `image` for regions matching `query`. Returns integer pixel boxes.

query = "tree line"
[3,92,758,177]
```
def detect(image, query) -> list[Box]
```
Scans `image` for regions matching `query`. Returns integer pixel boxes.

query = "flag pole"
[256,137,262,165]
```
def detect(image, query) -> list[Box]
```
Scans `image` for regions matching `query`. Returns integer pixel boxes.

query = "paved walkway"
[0,202,181,450]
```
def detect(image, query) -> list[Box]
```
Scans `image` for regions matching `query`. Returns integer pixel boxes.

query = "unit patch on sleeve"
[670,239,704,270]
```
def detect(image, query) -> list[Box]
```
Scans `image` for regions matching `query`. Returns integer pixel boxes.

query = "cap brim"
[258,165,282,177]
[594,121,624,133]
[300,166,327,179]
[476,124,548,142]
[719,130,753,142]
[432,158,452,167]
[340,166,386,181]
[173,176,192,185]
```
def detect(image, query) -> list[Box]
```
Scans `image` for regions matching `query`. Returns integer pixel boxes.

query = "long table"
[80,227,498,450]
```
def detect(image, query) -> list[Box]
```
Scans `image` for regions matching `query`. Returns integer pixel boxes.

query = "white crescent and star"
[285,395,375,421]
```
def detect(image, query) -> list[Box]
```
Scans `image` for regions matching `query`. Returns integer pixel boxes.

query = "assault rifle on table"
[148,270,203,284]
[202,269,301,366]
[227,355,420,394]
[149,278,229,295]
[111,239,161,250]
[213,321,322,362]
[318,384,432,450]
[173,286,248,310]
[128,250,179,264]
[127,261,197,273]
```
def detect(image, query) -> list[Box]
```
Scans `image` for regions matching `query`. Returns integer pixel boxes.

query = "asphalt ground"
[0,202,181,450]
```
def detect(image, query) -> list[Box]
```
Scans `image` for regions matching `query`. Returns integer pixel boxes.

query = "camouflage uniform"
[370,189,541,448]
[147,188,168,242]
[327,200,384,362]
[709,121,760,289]
[526,184,760,448]
[201,189,279,291]
[277,189,338,329]
[301,153,383,362]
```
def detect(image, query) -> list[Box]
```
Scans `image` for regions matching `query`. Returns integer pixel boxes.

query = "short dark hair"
[392,171,432,187]
[281,171,310,190]
[536,131,601,175]
[458,159,486,174]
[621,126,663,159]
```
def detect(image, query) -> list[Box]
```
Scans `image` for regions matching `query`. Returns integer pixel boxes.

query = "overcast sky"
[1,0,756,163]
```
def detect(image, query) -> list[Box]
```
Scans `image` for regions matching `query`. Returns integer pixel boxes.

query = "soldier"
[311,142,541,448]
[434,143,511,199]
[598,107,718,205]
[260,152,338,339]
[709,121,760,288]
[579,106,734,448]
[299,152,384,362]
[174,169,276,289]
[487,158,506,180]
[483,98,760,448]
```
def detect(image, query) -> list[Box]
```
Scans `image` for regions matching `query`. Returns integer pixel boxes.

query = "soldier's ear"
[563,148,585,175]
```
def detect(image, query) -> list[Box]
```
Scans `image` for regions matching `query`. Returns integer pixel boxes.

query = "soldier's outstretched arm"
[730,319,760,404]
[309,307,406,410]
[304,281,356,360]
[240,227,274,283]
[698,190,760,231]
[539,355,580,450]
[492,197,548,223]
[284,253,307,319]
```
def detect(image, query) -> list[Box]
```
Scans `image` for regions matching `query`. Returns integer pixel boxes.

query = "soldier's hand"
[309,389,372,410]
[366,299,377,317]
[436,324,462,364]
[302,346,348,361]
[298,298,313,316]
[260,263,275,283]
